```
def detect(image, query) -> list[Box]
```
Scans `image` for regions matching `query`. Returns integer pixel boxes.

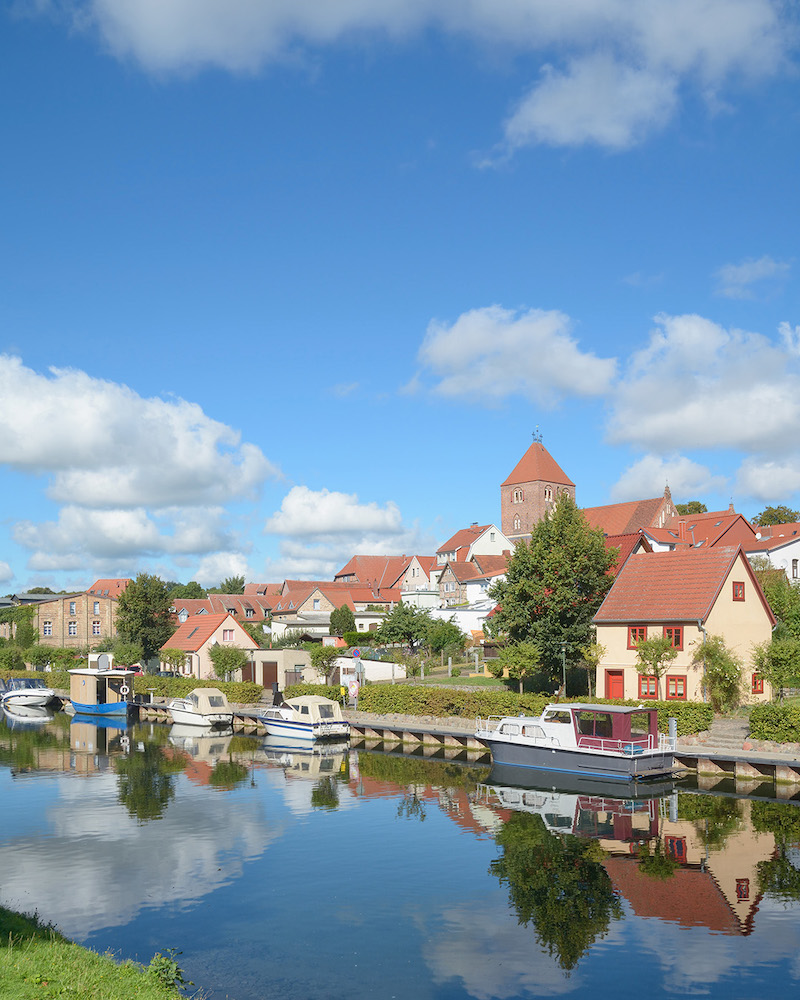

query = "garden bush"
[750,703,800,742]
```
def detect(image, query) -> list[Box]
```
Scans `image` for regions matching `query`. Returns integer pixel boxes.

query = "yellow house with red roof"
[592,547,775,703]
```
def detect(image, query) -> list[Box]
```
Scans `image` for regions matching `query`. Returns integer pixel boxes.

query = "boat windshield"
[630,712,651,738]
[577,711,613,740]
[543,711,571,725]
[9,679,46,690]
[318,704,335,719]
[207,696,226,708]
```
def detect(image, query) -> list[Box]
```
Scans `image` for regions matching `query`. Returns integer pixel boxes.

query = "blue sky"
[1,0,799,592]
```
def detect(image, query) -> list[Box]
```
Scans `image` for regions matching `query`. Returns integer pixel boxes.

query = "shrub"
[285,682,346,704]
[749,703,800,742]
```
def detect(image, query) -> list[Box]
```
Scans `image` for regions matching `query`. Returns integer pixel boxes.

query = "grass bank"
[0,906,195,1000]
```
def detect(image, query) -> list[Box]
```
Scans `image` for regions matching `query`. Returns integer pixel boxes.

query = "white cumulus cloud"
[418,305,617,405]
[611,455,727,502]
[607,313,800,452]
[265,485,404,537]
[0,356,278,509]
[32,0,794,151]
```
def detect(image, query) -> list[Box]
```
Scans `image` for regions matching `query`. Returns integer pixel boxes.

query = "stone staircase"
[701,716,751,750]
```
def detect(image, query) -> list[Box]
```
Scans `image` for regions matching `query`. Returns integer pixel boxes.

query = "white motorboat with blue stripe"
[260,695,350,741]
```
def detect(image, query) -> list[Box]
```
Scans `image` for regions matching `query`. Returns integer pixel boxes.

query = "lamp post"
[560,641,567,696]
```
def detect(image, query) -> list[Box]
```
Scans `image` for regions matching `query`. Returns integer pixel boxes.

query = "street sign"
[352,648,361,658]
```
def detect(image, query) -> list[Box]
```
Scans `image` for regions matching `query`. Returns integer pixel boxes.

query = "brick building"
[500,433,575,542]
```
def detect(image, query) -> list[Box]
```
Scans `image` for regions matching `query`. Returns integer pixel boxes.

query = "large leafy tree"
[751,637,800,701]
[488,640,542,694]
[377,603,432,651]
[116,574,175,664]
[209,575,245,595]
[486,495,617,678]
[675,500,708,515]
[330,604,356,637]
[754,505,800,526]
[427,617,467,655]
[168,581,207,599]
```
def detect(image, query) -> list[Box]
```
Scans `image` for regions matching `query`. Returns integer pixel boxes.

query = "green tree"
[115,743,185,822]
[116,574,175,664]
[240,618,270,648]
[161,647,188,673]
[168,581,207,599]
[692,634,743,711]
[426,617,467,655]
[310,644,340,683]
[578,641,606,698]
[634,635,678,700]
[751,637,800,701]
[488,641,542,694]
[752,801,800,902]
[490,811,623,971]
[750,563,800,640]
[209,644,249,681]
[0,646,25,671]
[330,604,356,637]
[754,505,800,526]
[209,575,245,594]
[377,603,432,651]
[486,495,617,680]
[112,639,144,667]
[675,501,708,515]
[24,644,51,669]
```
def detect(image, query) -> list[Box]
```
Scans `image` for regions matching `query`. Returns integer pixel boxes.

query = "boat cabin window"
[318,704,335,719]
[522,725,545,739]
[542,711,572,725]
[207,696,225,708]
[500,723,521,736]
[189,693,200,707]
[577,711,613,740]
[630,712,652,738]
[300,705,309,715]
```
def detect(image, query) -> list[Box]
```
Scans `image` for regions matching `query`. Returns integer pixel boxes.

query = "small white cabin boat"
[475,703,675,782]
[260,695,350,741]
[168,687,233,727]
[1,677,57,708]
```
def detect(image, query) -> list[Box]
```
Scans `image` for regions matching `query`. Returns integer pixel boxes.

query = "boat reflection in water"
[478,762,678,844]
[261,733,350,778]
[2,704,56,728]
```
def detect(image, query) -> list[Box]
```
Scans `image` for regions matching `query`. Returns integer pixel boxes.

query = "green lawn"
[0,907,192,1000]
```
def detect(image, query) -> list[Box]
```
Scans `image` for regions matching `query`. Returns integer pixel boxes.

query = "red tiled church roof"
[501,440,574,488]
[583,496,669,535]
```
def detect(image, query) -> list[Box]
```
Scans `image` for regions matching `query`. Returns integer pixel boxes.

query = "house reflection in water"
[474,777,778,937]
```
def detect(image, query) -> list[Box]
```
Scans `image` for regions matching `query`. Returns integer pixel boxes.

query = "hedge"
[0,669,263,706]
[750,703,800,743]
[285,682,713,735]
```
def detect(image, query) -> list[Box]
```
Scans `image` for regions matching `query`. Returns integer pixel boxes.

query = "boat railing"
[576,734,659,754]
[475,715,506,733]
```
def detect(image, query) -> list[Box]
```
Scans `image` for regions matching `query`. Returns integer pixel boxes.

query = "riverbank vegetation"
[0,906,194,999]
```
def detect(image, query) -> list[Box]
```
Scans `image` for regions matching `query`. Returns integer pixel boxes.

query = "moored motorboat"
[260,695,350,741]
[168,687,233,727]
[475,703,675,782]
[1,677,57,708]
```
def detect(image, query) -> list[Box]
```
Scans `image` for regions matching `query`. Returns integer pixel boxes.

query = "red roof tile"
[501,440,574,488]
[85,578,131,599]
[593,547,775,624]
[603,533,652,575]
[583,496,670,535]
[163,614,239,652]
[437,525,493,556]
[333,556,412,588]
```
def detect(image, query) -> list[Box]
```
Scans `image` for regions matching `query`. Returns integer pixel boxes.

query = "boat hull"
[70,700,130,717]
[2,691,56,708]
[482,737,673,781]
[262,717,350,741]
[169,707,232,727]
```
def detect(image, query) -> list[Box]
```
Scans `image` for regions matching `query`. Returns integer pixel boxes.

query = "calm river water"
[2,712,799,1000]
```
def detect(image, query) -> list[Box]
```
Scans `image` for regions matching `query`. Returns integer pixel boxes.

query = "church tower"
[500,431,575,542]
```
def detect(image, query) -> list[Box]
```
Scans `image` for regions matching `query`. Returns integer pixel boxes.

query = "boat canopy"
[284,695,345,723]
[186,688,230,713]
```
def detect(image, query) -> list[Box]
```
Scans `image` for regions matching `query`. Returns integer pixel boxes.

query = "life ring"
[120,684,130,697]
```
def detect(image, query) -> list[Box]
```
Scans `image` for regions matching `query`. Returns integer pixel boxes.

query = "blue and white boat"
[1,677,57,708]
[260,695,350,741]
[68,668,135,717]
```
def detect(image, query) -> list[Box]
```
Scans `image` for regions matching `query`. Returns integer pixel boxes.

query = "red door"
[605,670,624,700]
